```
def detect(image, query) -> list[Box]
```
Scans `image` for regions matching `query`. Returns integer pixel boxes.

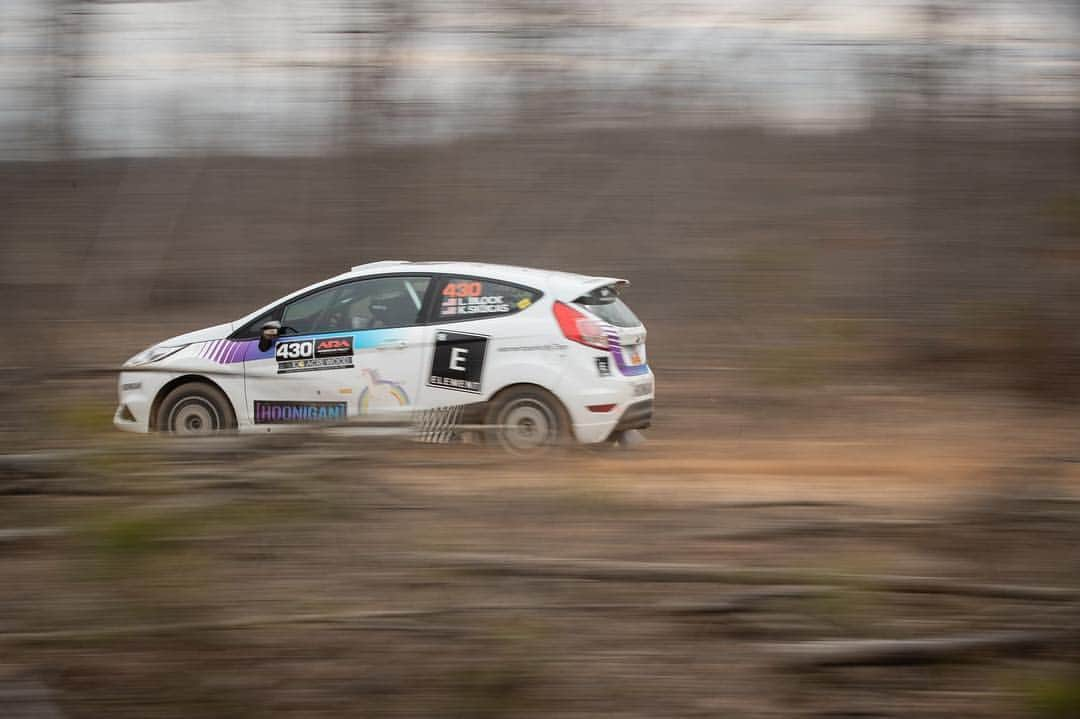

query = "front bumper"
[113,373,155,433]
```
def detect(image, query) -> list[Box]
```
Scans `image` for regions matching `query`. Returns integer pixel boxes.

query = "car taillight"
[553,301,608,350]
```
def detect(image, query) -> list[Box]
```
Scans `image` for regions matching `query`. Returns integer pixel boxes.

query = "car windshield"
[574,285,641,328]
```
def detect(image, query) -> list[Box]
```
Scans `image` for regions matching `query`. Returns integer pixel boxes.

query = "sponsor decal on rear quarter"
[429,331,487,393]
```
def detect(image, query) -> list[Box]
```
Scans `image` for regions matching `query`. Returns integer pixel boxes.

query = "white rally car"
[115,261,653,450]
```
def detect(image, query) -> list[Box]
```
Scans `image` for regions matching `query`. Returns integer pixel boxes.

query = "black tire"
[155,382,236,436]
[484,385,570,453]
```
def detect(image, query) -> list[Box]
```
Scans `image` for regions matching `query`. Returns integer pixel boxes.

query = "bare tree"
[46,0,91,157]
[338,0,420,149]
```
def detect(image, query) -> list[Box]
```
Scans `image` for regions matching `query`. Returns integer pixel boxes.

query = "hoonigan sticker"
[254,400,347,424]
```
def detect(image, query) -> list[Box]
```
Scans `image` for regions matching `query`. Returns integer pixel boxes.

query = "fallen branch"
[0,451,98,478]
[0,482,120,497]
[1,608,449,644]
[0,528,69,545]
[705,500,866,510]
[704,518,938,541]
[2,591,826,644]
[770,629,1065,667]
[423,552,1080,602]
[656,587,825,614]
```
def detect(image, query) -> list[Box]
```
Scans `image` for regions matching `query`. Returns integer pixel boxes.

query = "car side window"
[435,277,541,320]
[282,276,431,335]
[280,286,336,335]
[233,309,279,340]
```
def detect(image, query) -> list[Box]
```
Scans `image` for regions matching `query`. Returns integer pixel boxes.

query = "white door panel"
[242,327,426,428]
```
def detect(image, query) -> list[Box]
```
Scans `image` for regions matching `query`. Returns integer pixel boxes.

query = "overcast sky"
[0,0,1076,158]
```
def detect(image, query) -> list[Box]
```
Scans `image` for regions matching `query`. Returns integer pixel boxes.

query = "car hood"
[158,321,235,347]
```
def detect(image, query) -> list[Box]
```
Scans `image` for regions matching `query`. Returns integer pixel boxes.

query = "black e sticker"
[429,331,487,393]
[275,336,354,374]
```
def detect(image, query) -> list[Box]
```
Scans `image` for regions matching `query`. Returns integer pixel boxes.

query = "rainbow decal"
[357,369,410,413]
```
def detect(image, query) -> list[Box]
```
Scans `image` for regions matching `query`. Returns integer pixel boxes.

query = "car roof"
[233,261,626,330]
[348,260,626,300]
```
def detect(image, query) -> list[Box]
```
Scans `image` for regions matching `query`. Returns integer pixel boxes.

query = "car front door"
[242,275,433,429]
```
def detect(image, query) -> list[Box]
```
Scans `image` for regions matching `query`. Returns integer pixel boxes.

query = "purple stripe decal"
[226,342,242,364]
[198,338,277,364]
[245,339,274,362]
[605,327,650,377]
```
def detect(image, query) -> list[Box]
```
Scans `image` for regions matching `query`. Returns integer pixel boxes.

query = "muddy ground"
[2,124,1080,716]
[2,381,1079,718]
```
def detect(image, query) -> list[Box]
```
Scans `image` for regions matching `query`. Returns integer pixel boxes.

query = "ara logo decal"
[315,337,353,356]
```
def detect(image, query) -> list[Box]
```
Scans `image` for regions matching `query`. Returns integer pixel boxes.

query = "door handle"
[376,339,408,351]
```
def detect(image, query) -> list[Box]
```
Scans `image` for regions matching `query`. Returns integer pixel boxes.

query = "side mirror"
[258,321,282,352]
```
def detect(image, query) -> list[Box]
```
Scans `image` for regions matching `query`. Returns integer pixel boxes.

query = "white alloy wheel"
[156,383,236,435]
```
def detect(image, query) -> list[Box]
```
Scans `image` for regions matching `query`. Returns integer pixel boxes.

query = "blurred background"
[2,1,1080,717]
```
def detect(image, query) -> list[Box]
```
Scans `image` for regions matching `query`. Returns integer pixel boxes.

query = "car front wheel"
[156,382,236,435]
[484,386,569,453]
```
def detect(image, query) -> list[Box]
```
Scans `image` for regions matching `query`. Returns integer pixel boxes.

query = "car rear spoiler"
[549,275,630,303]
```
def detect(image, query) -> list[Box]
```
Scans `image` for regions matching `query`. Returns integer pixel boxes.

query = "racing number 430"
[442,281,482,298]
[276,340,313,360]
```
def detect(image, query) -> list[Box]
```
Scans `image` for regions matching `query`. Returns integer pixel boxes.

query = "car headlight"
[125,344,188,367]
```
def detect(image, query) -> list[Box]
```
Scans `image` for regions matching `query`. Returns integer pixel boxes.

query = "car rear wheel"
[484,386,569,453]
[156,382,236,436]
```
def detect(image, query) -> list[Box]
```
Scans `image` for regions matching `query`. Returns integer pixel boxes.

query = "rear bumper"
[559,363,654,443]
[613,399,653,433]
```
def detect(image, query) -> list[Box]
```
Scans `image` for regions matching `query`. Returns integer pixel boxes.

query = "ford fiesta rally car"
[115,261,653,450]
